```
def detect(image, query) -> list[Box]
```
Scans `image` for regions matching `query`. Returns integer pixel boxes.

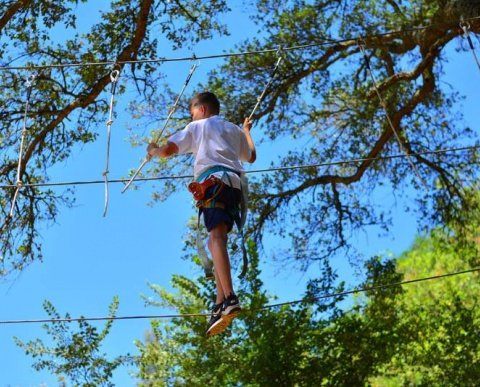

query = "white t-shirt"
[168,115,251,189]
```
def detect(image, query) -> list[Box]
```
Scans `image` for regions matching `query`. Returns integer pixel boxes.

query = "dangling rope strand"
[359,42,428,188]
[102,68,121,217]
[248,47,283,120]
[122,61,199,193]
[460,20,480,72]
[9,74,36,218]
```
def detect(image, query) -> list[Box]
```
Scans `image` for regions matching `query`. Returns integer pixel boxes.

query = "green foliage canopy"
[1,0,480,278]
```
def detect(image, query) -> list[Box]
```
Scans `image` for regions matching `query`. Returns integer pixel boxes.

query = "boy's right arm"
[147,141,179,158]
[243,117,256,163]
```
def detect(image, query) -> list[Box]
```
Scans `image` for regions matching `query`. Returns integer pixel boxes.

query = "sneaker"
[222,293,241,316]
[205,302,223,336]
[206,294,241,337]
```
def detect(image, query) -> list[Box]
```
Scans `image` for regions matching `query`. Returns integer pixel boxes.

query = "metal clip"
[25,74,36,88]
[110,69,120,83]
[460,20,471,38]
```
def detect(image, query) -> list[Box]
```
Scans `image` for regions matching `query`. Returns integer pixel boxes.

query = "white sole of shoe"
[206,308,241,337]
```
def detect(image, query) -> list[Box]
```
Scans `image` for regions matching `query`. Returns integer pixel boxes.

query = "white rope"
[102,69,121,217]
[122,61,199,193]
[248,49,283,120]
[359,43,428,188]
[9,74,36,218]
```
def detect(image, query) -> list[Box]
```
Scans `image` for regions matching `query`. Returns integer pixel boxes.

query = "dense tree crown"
[5,1,480,385]
[0,1,479,277]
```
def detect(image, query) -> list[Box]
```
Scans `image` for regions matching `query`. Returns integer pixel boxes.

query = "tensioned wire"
[1,266,479,324]
[0,144,478,189]
[0,16,479,71]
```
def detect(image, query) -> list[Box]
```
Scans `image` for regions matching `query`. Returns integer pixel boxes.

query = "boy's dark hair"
[190,92,220,115]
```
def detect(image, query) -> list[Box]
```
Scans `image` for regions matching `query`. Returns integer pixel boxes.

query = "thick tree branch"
[3,0,154,180]
[0,0,31,31]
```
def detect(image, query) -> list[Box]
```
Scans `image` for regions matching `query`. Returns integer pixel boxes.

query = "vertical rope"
[9,74,36,218]
[248,48,283,120]
[460,21,480,73]
[102,69,121,217]
[359,42,428,188]
[122,61,199,193]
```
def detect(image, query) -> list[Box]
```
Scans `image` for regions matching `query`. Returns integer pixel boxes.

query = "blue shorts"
[202,183,241,232]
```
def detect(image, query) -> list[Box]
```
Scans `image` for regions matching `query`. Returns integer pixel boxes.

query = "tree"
[134,230,480,385]
[138,0,480,267]
[371,231,480,385]
[134,242,405,386]
[1,1,480,280]
[0,0,230,276]
[14,296,130,386]
[198,0,480,266]
[17,226,480,384]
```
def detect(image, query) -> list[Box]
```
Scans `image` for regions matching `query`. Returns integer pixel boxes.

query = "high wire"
[1,265,479,324]
[1,16,479,72]
[0,144,478,190]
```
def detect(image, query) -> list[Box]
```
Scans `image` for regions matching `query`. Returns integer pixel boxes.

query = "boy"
[147,91,256,336]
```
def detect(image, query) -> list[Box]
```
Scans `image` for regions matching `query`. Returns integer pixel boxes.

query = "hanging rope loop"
[102,67,122,217]
[9,73,36,217]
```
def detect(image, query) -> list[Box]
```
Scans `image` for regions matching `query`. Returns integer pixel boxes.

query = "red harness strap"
[188,175,224,202]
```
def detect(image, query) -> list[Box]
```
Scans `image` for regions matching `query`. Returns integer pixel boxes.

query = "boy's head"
[189,92,220,121]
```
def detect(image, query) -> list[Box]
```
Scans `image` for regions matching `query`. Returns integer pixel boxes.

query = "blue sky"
[1,3,479,386]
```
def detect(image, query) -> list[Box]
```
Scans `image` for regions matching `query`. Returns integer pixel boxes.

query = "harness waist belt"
[196,165,240,182]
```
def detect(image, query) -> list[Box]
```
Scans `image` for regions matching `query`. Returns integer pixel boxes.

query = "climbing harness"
[359,41,428,188]
[121,61,199,193]
[103,68,120,217]
[460,20,480,73]
[9,74,36,218]
[190,166,248,279]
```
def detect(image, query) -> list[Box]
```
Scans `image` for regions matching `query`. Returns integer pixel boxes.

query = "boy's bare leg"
[208,223,234,297]
[213,269,225,304]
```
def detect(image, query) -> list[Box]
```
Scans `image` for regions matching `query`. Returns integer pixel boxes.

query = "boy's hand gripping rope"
[9,74,36,218]
[102,68,120,217]
[121,61,199,193]
[359,42,428,189]
[460,20,480,72]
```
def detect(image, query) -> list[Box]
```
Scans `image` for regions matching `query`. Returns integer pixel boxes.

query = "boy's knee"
[208,224,228,249]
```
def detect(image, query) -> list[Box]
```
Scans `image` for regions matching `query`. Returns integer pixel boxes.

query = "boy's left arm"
[242,117,256,163]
